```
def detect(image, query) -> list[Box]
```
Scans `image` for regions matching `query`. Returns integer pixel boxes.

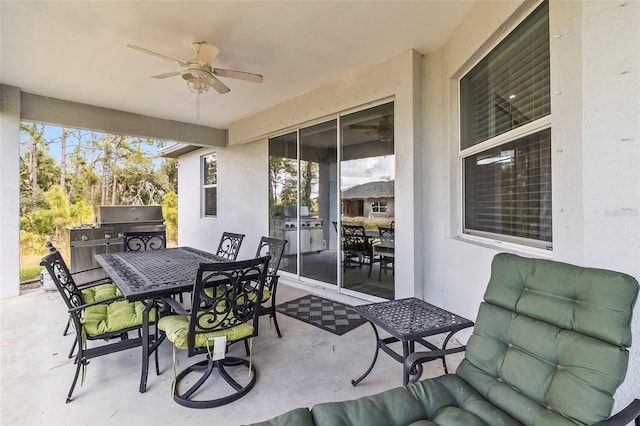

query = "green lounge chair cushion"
[158,313,254,350]
[83,299,151,336]
[81,283,122,303]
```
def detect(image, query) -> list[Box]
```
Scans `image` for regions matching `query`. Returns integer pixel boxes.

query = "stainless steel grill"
[272,205,323,256]
[69,205,165,283]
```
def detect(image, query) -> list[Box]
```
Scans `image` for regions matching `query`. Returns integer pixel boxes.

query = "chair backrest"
[40,250,83,311]
[457,253,639,425]
[378,226,394,240]
[342,225,369,252]
[255,236,287,283]
[188,256,270,357]
[123,230,167,252]
[215,232,245,260]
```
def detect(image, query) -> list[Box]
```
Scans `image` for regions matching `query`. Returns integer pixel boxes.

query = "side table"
[352,297,474,386]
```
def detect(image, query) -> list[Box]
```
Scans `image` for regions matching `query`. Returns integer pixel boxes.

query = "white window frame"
[371,201,388,213]
[202,153,217,218]
[458,1,552,252]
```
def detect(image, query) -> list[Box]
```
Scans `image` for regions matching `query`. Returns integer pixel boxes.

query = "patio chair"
[40,250,158,403]
[215,231,245,260]
[341,224,378,276]
[255,237,288,337]
[158,256,269,408]
[45,243,120,356]
[248,253,640,425]
[377,226,394,280]
[123,230,167,252]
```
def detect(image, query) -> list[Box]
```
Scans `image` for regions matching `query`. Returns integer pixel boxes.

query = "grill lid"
[98,205,164,224]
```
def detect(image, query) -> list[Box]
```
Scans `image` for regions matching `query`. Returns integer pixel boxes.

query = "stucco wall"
[421,0,640,412]
[0,85,21,298]
[178,141,268,261]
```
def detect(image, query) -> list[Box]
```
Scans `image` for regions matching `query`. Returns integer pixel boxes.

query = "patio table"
[352,297,473,386]
[95,246,226,393]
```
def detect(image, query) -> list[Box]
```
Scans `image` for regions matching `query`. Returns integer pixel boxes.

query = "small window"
[372,201,388,213]
[202,154,217,217]
[460,1,551,250]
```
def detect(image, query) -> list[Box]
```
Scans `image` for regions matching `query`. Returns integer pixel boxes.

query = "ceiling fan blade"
[151,71,183,79]
[127,44,188,67]
[193,42,219,65]
[213,68,263,84]
[204,75,231,94]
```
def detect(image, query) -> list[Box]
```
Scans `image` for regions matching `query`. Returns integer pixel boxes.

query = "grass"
[20,255,44,282]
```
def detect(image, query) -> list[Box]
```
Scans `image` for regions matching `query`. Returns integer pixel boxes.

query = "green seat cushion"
[304,376,519,426]
[243,408,314,426]
[82,299,151,336]
[81,283,122,303]
[158,313,254,350]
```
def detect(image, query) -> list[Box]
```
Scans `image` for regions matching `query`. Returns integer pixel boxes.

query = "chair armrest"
[592,399,640,426]
[404,349,452,384]
[76,277,113,290]
[68,296,124,313]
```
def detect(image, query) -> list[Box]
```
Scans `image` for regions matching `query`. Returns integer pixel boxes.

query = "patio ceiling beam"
[19,90,226,147]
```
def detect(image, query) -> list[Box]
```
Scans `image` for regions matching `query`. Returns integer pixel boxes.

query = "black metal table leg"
[351,321,380,386]
[139,300,153,393]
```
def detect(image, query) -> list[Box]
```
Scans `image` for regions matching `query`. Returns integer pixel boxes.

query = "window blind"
[464,128,552,243]
[461,1,550,150]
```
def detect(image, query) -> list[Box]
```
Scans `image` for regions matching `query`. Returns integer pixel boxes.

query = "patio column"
[0,84,21,298]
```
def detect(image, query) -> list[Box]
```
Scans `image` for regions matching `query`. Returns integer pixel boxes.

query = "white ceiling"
[1,1,475,130]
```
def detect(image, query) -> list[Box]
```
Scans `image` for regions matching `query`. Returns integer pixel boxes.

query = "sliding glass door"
[269,102,394,299]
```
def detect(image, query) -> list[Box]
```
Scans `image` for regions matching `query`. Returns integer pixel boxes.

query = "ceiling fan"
[127,41,263,95]
[350,115,394,142]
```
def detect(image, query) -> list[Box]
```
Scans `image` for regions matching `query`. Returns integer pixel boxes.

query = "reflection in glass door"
[340,102,395,299]
[268,101,394,300]
[300,120,337,285]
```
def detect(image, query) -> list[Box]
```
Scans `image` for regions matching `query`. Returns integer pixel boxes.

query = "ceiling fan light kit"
[127,41,262,95]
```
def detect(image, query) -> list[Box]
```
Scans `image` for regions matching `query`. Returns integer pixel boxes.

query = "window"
[460,1,551,249]
[202,153,217,217]
[372,201,388,213]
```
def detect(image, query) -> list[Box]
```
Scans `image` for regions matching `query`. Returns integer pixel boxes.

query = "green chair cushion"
[83,299,151,336]
[158,313,254,350]
[81,283,122,303]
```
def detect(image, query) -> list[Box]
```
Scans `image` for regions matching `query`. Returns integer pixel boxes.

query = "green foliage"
[162,191,178,245]
[19,123,179,262]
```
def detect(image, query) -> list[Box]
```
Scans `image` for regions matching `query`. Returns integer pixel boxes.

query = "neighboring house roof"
[342,181,394,199]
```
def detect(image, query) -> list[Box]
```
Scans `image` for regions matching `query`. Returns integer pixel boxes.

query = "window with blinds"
[461,1,550,150]
[460,1,552,250]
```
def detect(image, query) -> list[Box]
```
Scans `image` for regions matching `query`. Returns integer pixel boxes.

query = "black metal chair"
[40,250,158,403]
[215,232,245,260]
[255,237,287,337]
[377,226,395,280]
[341,224,377,276]
[123,230,167,252]
[158,256,269,408]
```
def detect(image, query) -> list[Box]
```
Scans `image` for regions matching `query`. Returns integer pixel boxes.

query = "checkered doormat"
[276,295,367,336]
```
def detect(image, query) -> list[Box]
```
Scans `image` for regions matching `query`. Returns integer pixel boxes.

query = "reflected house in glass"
[341,180,394,220]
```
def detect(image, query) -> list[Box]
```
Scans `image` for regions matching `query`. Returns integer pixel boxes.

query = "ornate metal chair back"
[40,250,84,311]
[215,232,245,260]
[254,237,287,292]
[187,256,269,357]
[123,230,167,252]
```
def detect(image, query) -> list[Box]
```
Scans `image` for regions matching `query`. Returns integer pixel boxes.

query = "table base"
[351,321,467,387]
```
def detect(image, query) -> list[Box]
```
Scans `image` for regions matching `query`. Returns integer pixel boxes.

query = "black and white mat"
[276,295,367,336]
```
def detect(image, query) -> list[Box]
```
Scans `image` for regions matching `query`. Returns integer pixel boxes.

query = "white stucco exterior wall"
[421,0,640,412]
[0,85,21,298]
[178,140,269,261]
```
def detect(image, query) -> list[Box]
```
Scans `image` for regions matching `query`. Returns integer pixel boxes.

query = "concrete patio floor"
[0,281,463,426]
